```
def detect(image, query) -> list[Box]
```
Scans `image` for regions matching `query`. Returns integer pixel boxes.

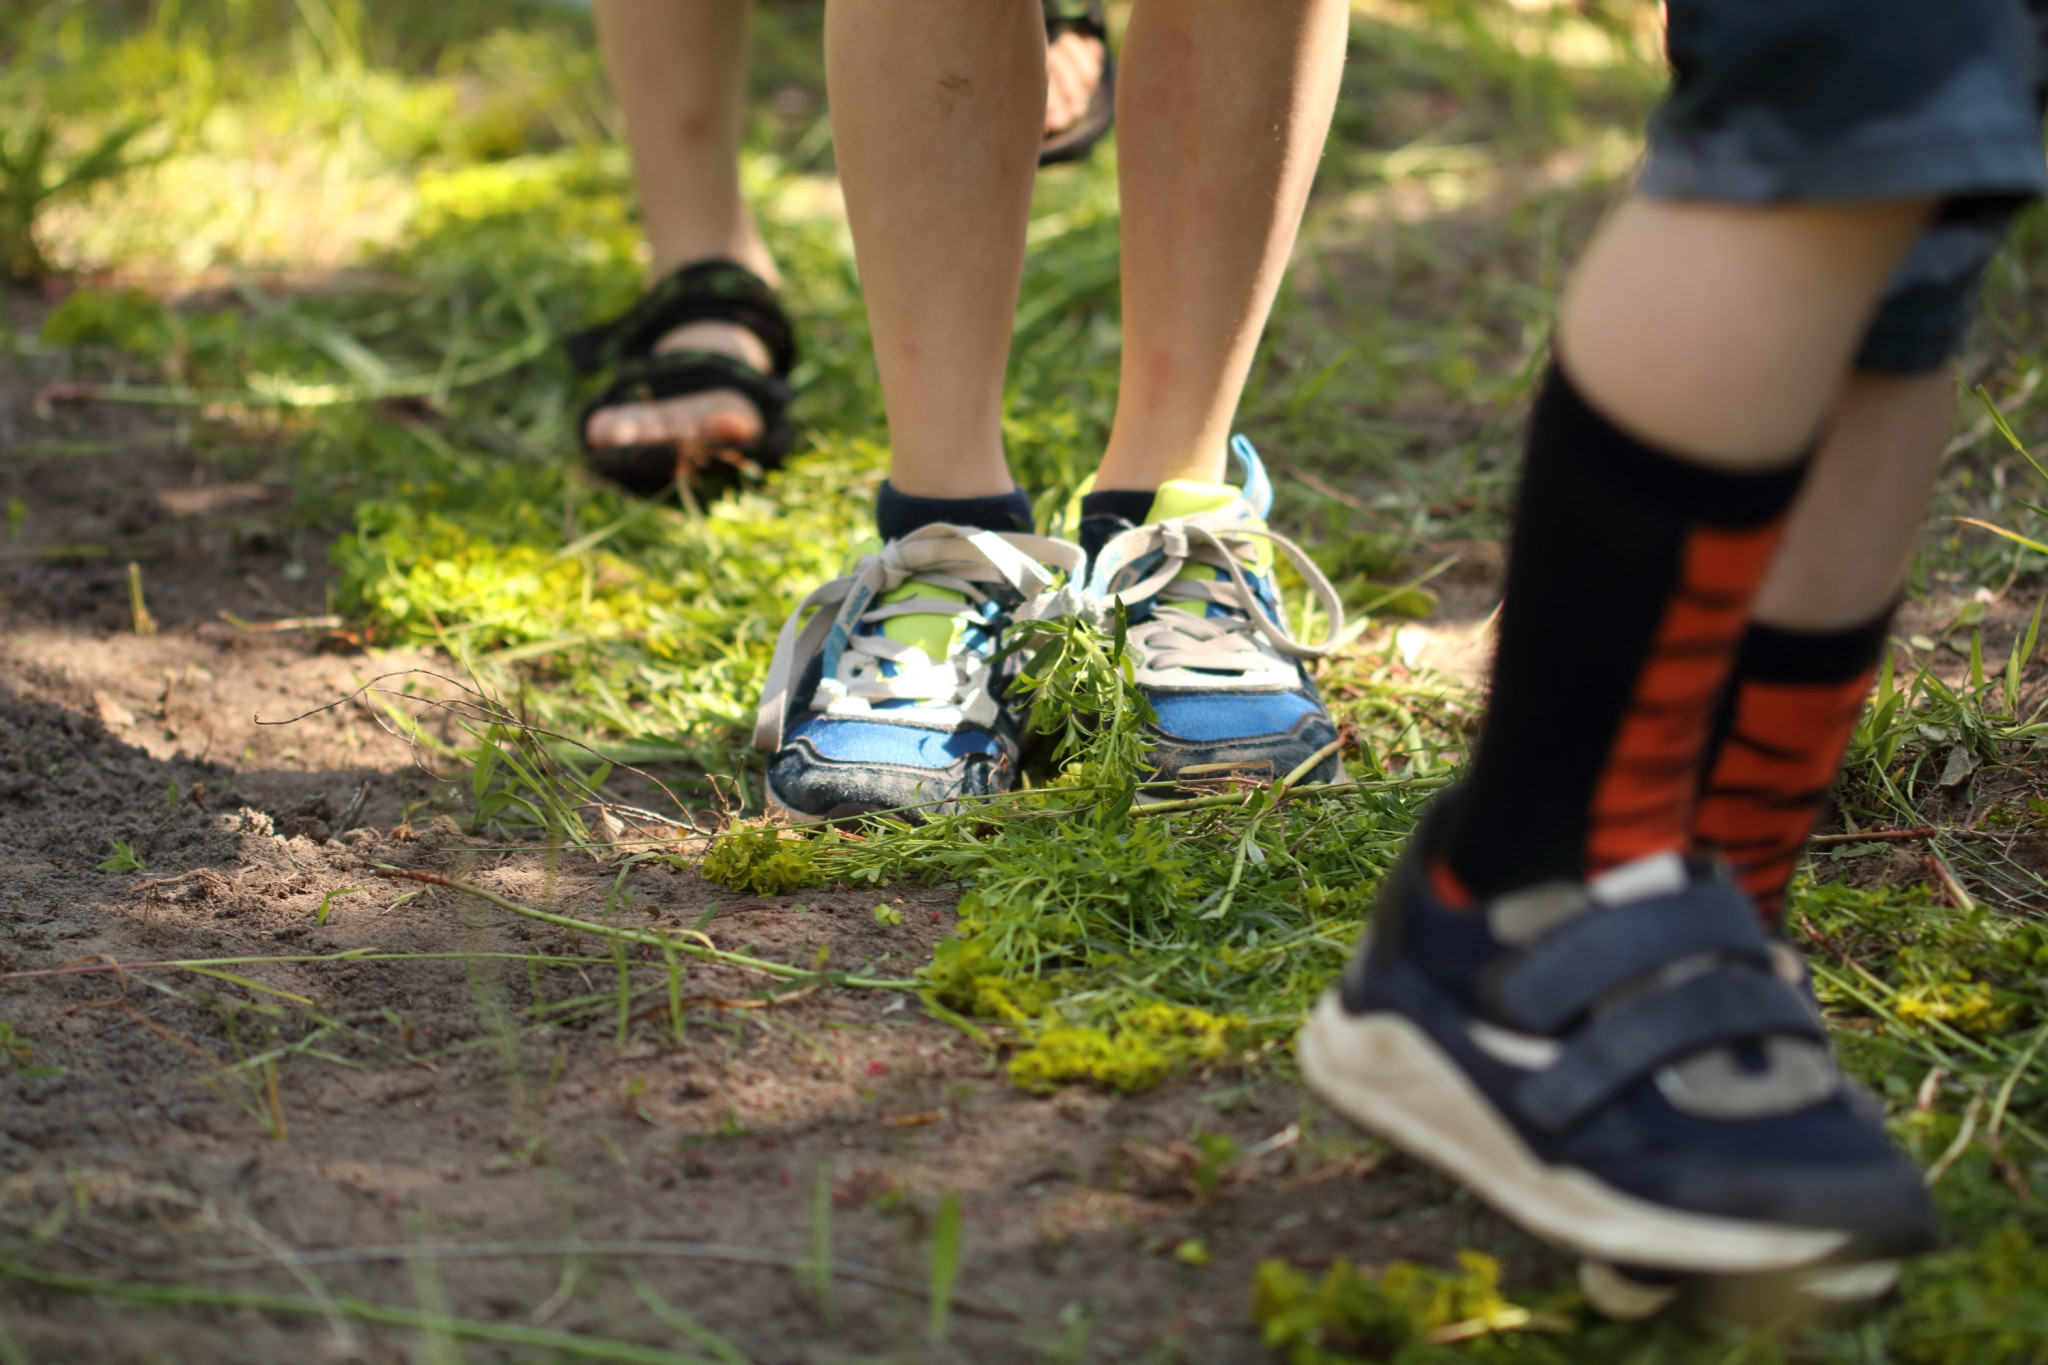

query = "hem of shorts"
[1854,328,1974,376]
[1640,135,2048,207]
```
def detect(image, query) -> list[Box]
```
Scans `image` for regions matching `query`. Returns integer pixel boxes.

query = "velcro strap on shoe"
[564,259,797,377]
[1486,879,1773,1034]
[1516,965,1827,1133]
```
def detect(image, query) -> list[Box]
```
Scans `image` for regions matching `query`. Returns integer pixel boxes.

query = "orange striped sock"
[1694,613,1893,927]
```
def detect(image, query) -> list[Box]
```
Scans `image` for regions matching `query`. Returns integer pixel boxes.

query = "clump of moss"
[1251,1252,1541,1364]
[1008,1003,1247,1094]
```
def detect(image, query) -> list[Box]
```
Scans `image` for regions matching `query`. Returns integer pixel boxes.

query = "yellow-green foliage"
[344,508,683,647]
[700,826,824,898]
[923,936,1058,1024]
[1251,1252,1532,1364]
[1892,979,2014,1033]
[1008,1003,1246,1094]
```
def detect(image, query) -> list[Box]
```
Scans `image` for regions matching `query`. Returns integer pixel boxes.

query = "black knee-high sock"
[1442,366,1812,900]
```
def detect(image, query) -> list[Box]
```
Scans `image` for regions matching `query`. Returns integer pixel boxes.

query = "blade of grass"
[929,1192,962,1346]
[371,867,918,991]
[806,1160,835,1322]
[623,1266,751,1365]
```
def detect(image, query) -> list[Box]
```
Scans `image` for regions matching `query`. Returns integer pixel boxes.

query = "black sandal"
[564,258,798,499]
[1039,0,1116,168]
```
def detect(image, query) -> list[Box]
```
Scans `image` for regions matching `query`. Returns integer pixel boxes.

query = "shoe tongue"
[879,582,968,661]
[841,534,969,663]
[1145,479,1240,524]
[1144,479,1273,604]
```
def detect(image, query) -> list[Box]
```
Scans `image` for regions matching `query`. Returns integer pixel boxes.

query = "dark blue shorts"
[1640,0,2048,372]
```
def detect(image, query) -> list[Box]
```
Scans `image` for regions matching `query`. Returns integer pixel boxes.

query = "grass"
[7,0,2048,1360]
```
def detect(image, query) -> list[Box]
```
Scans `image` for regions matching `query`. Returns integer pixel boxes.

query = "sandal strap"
[1485,878,1774,1034]
[1517,965,1828,1134]
[564,259,797,379]
[605,350,792,409]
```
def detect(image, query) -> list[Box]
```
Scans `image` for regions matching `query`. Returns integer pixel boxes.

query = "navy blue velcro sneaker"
[753,523,1085,822]
[1082,437,1352,790]
[1297,793,1937,1318]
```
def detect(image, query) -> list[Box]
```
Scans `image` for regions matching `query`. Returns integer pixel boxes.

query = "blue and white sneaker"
[1082,437,1350,789]
[753,523,1085,821]
[1297,794,1937,1319]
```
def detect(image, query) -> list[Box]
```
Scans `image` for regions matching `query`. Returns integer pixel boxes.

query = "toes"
[587,400,662,448]
[1044,32,1106,136]
[695,404,764,449]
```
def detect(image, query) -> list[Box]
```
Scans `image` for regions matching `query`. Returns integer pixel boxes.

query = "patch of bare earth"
[0,289,1547,1363]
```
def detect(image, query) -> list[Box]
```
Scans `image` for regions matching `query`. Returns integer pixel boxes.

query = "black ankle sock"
[875,482,1035,541]
[1077,488,1157,560]
[1443,365,1812,900]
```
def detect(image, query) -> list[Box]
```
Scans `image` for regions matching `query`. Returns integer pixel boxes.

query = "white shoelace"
[1089,511,1350,691]
[753,524,1087,752]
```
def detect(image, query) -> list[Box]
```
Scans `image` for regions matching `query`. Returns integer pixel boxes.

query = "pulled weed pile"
[702,613,1455,1095]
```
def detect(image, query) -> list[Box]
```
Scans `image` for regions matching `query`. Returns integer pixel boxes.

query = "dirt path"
[0,287,1553,1363]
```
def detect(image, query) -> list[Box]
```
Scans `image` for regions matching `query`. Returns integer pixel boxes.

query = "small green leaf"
[315,887,363,926]
[471,723,504,803]
[95,839,145,874]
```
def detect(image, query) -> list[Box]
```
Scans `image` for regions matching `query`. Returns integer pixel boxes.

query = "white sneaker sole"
[1296,992,1850,1275]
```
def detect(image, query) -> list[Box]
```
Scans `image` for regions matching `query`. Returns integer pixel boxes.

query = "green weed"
[95,839,145,874]
[0,1021,61,1081]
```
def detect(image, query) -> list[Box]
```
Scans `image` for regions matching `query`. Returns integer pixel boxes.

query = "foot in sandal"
[568,258,797,499]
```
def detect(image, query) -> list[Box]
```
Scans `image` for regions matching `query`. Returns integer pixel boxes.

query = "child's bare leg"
[1090,0,1349,491]
[587,0,775,456]
[1756,370,1952,628]
[1560,200,1930,469]
[824,0,1045,499]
